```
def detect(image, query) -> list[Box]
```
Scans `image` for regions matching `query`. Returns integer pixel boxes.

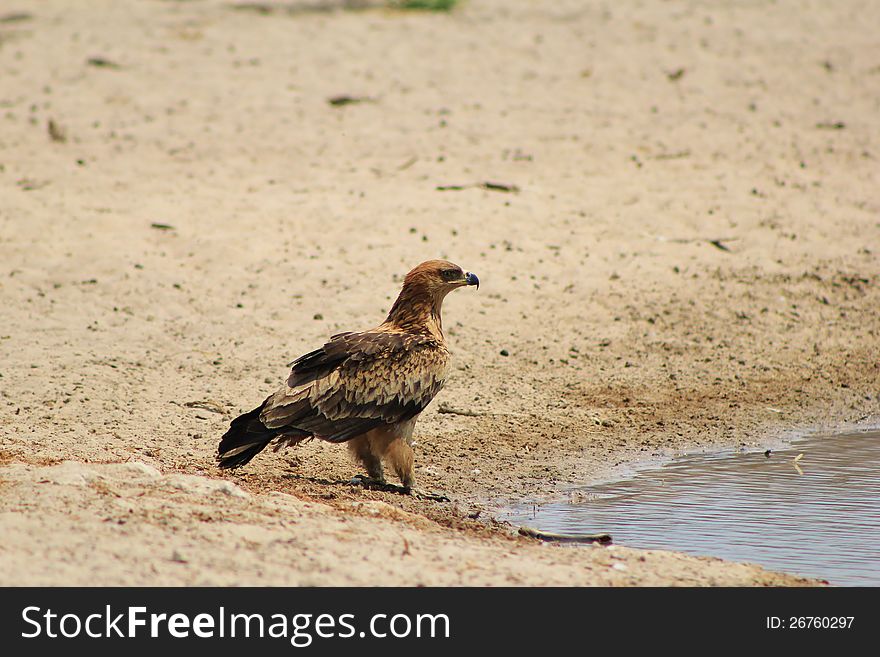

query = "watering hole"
[505,429,880,586]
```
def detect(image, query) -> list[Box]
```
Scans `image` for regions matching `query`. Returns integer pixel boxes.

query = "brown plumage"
[217,260,479,490]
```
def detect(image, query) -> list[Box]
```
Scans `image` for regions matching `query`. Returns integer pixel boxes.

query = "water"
[505,430,880,586]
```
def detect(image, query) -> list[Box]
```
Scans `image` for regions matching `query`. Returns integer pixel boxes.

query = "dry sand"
[1,0,878,586]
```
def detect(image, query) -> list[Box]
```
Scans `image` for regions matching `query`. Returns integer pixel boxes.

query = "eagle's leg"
[347,435,385,485]
[380,438,449,500]
[384,438,415,491]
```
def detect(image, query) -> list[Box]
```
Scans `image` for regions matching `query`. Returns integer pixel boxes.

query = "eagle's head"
[385,260,478,330]
[403,259,479,296]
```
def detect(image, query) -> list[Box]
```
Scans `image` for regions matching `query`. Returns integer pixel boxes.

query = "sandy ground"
[2,0,878,586]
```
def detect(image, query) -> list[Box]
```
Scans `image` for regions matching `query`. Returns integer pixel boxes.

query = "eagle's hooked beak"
[465,272,479,289]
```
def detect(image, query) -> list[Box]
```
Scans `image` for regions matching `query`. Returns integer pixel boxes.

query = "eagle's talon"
[409,488,451,502]
[348,474,386,488]
[348,475,414,495]
[347,477,446,499]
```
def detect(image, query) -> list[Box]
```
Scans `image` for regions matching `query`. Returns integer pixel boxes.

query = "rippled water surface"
[505,430,880,585]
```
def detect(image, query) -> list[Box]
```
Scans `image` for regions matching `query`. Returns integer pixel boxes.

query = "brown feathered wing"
[217,330,448,468]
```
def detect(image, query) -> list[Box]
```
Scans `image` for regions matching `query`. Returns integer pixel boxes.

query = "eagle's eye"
[440,268,461,281]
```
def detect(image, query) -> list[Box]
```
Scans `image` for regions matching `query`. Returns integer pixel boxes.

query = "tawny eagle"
[217,260,478,491]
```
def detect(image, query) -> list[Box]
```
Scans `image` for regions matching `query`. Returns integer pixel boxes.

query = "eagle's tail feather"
[217,401,308,469]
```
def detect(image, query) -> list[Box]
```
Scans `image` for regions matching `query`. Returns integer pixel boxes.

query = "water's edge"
[500,422,880,586]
